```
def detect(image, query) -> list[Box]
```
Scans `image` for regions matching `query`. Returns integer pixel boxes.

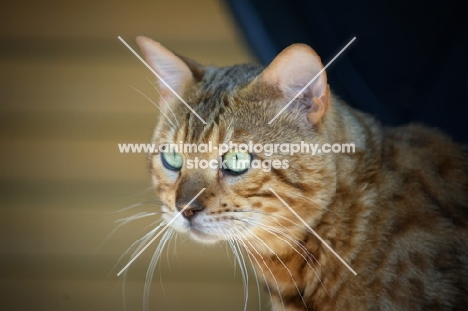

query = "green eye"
[223,151,251,174]
[161,151,183,170]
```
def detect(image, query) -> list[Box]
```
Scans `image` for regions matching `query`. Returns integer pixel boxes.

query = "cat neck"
[323,95,383,198]
[253,97,384,305]
[320,94,383,229]
[322,95,382,159]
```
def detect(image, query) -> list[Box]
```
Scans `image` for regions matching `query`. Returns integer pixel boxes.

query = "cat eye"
[161,151,184,171]
[222,151,251,175]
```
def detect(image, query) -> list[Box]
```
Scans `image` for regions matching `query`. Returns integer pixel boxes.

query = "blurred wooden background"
[0,0,271,310]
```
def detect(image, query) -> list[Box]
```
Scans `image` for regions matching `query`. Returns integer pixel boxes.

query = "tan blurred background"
[0,0,272,310]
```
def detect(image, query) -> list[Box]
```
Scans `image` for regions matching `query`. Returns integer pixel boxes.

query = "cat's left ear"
[260,44,330,124]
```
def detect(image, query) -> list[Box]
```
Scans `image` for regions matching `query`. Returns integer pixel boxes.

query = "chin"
[189,228,222,245]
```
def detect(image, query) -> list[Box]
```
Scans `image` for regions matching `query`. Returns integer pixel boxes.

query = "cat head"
[137,36,337,253]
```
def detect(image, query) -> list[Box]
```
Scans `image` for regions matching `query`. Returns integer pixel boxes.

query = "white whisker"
[143,229,174,311]
[227,234,249,311]
[98,212,161,252]
[232,227,278,311]
[244,227,309,310]
[235,239,250,311]
[146,76,180,126]
[115,212,159,224]
[235,209,328,266]
[234,236,268,309]
[268,218,331,281]
[243,219,330,297]
[294,192,334,213]
[270,188,357,276]
[237,226,286,311]
[118,221,166,310]
[117,188,206,276]
[109,201,158,214]
[114,222,166,275]
[129,85,176,128]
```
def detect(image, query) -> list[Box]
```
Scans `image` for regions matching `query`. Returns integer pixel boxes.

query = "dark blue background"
[225,0,468,143]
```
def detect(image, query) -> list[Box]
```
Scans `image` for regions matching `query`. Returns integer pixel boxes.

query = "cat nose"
[176,200,205,219]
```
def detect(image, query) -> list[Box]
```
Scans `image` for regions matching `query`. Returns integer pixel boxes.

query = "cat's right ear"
[136,36,195,100]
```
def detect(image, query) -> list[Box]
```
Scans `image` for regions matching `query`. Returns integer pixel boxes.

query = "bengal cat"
[128,36,468,310]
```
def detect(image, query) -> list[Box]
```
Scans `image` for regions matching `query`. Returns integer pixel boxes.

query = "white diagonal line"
[269,188,357,275]
[118,36,207,125]
[268,37,356,124]
[117,188,206,276]
[146,76,180,126]
[129,85,176,128]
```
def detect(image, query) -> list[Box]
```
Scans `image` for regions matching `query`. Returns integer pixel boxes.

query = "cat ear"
[260,44,330,124]
[136,36,194,99]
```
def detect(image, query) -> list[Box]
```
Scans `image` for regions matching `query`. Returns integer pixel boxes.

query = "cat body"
[135,36,468,310]
[255,115,468,311]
